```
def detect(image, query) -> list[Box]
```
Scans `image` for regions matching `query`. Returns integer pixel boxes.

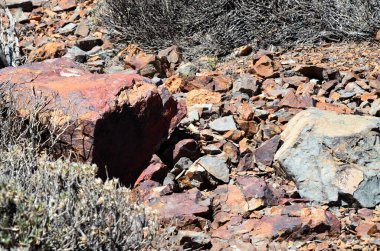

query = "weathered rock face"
[0,58,182,185]
[274,108,380,207]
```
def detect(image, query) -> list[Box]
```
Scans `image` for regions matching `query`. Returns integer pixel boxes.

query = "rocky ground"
[1,0,380,250]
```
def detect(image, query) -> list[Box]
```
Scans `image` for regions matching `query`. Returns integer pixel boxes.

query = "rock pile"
[0,1,380,249]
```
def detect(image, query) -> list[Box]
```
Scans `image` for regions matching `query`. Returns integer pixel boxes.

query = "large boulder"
[0,58,184,185]
[274,108,380,207]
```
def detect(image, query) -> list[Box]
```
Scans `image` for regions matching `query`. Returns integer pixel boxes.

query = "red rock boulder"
[0,58,183,185]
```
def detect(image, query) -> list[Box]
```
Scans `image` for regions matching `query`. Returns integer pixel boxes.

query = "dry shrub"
[0,8,23,67]
[99,0,380,58]
[0,82,174,250]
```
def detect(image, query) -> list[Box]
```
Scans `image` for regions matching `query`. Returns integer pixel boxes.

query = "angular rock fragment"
[76,37,103,51]
[275,108,380,207]
[232,73,259,96]
[254,135,281,166]
[209,116,237,132]
[147,188,211,220]
[177,231,211,250]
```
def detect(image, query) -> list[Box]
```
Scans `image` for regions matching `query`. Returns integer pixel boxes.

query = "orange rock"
[28,41,66,62]
[186,89,222,108]
[316,102,353,114]
[58,0,76,11]
[238,103,254,121]
[164,75,185,93]
[253,55,279,78]
[330,92,341,101]
[376,30,380,41]
[236,120,258,136]
[361,92,378,102]
[356,221,378,238]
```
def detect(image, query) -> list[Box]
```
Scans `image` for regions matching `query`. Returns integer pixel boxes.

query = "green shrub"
[0,82,173,250]
[99,0,380,58]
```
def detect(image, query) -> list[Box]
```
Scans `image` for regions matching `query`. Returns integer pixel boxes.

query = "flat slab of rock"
[274,108,380,207]
[209,116,237,132]
[5,0,33,11]
[196,155,230,183]
[0,58,183,185]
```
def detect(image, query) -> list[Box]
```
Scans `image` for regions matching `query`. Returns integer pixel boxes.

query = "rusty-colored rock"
[279,90,315,109]
[57,0,76,11]
[134,155,169,186]
[253,55,279,78]
[164,75,185,93]
[186,89,222,108]
[28,42,66,62]
[0,58,182,185]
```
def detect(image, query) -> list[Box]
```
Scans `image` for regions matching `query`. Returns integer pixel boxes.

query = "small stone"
[172,157,193,176]
[232,73,259,96]
[209,116,237,132]
[77,37,103,51]
[57,23,77,35]
[253,55,278,78]
[376,30,380,41]
[57,0,76,11]
[196,155,230,183]
[356,222,378,238]
[75,20,90,37]
[254,135,281,166]
[134,155,168,186]
[370,99,380,116]
[176,62,198,77]
[234,45,253,57]
[279,91,314,109]
[164,75,184,93]
[177,231,211,250]
[172,139,200,164]
[186,89,221,108]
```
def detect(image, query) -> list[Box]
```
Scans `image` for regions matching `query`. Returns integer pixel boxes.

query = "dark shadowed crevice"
[92,92,177,186]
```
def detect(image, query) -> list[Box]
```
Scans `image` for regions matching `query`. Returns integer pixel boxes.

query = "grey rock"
[105,65,125,74]
[31,0,48,7]
[163,173,176,186]
[75,20,90,36]
[370,99,380,116]
[177,230,211,249]
[172,157,193,176]
[63,46,88,63]
[232,73,259,96]
[274,108,380,207]
[57,23,77,35]
[10,8,28,23]
[85,45,102,56]
[196,155,230,183]
[209,115,237,132]
[152,76,163,86]
[176,62,198,77]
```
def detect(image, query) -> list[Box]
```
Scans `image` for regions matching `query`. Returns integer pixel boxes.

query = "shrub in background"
[99,0,380,58]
